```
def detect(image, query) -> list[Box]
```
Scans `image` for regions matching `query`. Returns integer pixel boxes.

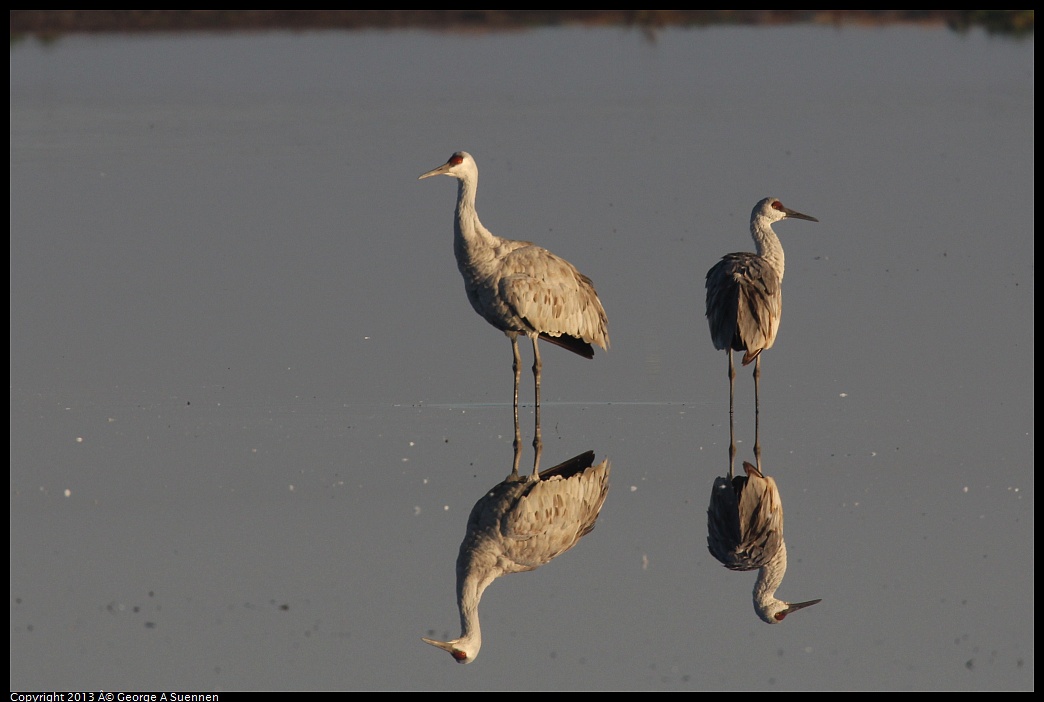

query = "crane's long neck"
[753,540,788,621]
[453,174,499,273]
[751,216,785,282]
[453,559,496,653]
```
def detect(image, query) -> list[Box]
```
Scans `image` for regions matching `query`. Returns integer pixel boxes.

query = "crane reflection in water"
[707,460,820,624]
[423,445,610,663]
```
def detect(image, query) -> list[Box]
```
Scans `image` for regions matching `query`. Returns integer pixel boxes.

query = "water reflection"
[423,446,611,663]
[707,461,820,624]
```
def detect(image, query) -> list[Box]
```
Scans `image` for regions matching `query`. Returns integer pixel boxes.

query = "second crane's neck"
[753,540,788,617]
[751,216,786,282]
[455,565,495,652]
[453,175,499,266]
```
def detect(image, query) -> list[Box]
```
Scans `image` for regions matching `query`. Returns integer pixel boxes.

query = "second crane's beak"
[421,636,472,664]
[782,206,819,223]
[418,162,451,180]
[781,598,822,616]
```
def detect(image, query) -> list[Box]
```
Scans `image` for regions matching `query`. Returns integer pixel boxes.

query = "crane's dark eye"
[450,154,464,165]
[771,200,783,211]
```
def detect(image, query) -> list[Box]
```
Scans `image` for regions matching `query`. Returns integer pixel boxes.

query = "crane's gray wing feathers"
[735,471,784,568]
[707,475,746,568]
[499,459,610,568]
[707,468,784,571]
[498,246,609,350]
[706,253,781,353]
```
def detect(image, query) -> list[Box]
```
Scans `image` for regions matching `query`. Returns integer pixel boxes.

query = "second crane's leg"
[753,355,762,471]
[510,432,522,477]
[728,350,736,480]
[531,336,542,451]
[512,336,522,451]
[531,426,543,478]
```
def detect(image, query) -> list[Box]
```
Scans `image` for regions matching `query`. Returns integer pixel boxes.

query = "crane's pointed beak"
[782,598,822,615]
[782,206,819,223]
[418,162,451,180]
[421,636,454,650]
[421,636,472,663]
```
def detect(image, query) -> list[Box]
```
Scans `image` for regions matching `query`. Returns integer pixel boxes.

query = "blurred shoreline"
[9,10,1034,37]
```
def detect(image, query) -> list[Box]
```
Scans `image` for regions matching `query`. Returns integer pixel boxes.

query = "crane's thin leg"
[728,350,736,480]
[753,355,762,471]
[531,336,542,451]
[531,429,543,479]
[511,336,522,451]
[510,433,522,477]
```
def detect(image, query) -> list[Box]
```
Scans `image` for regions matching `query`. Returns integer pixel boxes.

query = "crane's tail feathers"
[539,332,595,359]
[538,450,596,480]
[741,348,762,366]
[742,461,764,479]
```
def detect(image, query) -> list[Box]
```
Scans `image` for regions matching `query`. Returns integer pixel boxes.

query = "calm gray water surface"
[10,26,1033,690]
